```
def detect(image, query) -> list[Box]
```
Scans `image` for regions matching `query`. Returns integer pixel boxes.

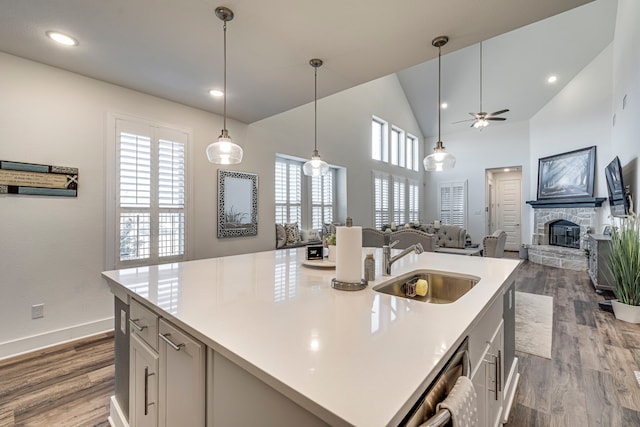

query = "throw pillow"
[284,223,301,245]
[275,224,286,248]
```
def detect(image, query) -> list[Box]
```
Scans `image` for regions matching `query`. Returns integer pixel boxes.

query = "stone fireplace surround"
[527,207,600,271]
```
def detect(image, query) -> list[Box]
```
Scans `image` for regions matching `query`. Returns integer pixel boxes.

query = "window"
[372,118,418,171]
[373,173,420,229]
[438,181,467,228]
[275,156,336,230]
[311,171,335,230]
[393,177,406,224]
[407,134,419,171]
[275,158,302,226]
[371,117,388,162]
[408,180,420,222]
[373,171,390,229]
[113,119,187,268]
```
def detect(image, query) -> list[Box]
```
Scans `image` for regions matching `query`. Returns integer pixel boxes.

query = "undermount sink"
[373,270,480,304]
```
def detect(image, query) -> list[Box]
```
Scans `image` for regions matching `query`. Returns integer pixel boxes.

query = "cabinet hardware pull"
[129,318,147,331]
[159,333,185,351]
[486,353,499,401]
[493,353,499,400]
[144,367,155,415]
[497,350,502,392]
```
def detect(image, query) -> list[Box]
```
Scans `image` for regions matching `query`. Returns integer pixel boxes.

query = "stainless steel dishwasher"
[400,337,470,427]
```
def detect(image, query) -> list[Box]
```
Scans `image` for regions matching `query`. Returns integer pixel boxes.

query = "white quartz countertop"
[102,248,521,426]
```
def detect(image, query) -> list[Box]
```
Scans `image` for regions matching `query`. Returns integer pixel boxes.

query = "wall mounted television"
[604,156,631,217]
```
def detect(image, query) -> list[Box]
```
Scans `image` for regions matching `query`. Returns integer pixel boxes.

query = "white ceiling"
[0,0,614,135]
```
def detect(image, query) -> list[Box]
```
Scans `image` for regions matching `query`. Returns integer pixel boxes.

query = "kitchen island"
[103,248,521,427]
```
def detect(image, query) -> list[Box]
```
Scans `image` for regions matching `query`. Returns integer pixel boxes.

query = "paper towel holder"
[331,278,368,291]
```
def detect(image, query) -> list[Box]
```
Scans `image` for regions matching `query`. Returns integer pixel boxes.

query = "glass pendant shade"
[424,141,456,171]
[207,6,243,165]
[303,150,329,177]
[206,129,243,164]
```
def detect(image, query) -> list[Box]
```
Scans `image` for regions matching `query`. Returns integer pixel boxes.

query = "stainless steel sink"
[373,270,479,304]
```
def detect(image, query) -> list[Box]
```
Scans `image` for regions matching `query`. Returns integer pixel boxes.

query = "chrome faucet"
[383,240,424,276]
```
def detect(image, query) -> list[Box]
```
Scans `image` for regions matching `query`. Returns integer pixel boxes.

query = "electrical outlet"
[32,304,44,319]
[120,309,127,334]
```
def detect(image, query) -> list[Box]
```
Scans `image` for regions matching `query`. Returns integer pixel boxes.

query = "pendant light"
[424,36,456,172]
[303,59,329,177]
[206,6,243,165]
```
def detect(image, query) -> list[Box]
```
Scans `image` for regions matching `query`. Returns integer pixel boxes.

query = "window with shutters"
[109,118,189,268]
[438,181,467,228]
[373,172,420,229]
[275,156,336,230]
[311,171,335,230]
[408,180,420,222]
[275,158,302,226]
[373,171,390,230]
[393,177,406,224]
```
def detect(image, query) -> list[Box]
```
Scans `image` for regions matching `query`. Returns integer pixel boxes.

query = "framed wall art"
[0,160,78,197]
[537,146,596,200]
[217,170,258,238]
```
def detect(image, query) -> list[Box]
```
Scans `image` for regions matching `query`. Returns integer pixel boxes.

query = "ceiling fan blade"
[487,109,509,116]
[452,118,475,124]
[486,117,507,121]
[468,113,479,117]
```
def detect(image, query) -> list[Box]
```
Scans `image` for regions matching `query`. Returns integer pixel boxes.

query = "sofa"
[362,228,437,252]
[275,223,322,249]
[421,224,467,249]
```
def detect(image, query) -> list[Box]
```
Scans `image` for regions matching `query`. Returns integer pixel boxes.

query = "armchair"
[483,230,507,258]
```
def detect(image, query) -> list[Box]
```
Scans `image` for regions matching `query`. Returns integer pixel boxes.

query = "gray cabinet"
[587,234,614,292]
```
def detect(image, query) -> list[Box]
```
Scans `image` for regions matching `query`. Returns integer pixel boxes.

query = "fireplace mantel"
[526,197,606,209]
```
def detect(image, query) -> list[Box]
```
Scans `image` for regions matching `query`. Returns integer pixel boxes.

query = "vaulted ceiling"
[0,0,616,138]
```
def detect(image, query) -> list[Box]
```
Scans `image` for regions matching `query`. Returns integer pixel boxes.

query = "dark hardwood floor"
[507,260,640,427]
[0,332,114,427]
[1,259,639,426]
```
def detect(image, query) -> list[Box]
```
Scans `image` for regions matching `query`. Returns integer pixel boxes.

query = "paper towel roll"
[335,226,363,283]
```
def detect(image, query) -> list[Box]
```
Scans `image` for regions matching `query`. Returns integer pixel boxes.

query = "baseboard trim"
[0,317,114,360]
[109,395,129,427]
[502,357,520,423]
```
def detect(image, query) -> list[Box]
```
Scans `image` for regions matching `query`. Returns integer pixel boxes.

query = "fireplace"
[549,219,580,249]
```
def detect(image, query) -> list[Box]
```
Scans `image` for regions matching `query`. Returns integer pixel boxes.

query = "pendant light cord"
[223,19,227,132]
[314,65,318,152]
[437,43,441,142]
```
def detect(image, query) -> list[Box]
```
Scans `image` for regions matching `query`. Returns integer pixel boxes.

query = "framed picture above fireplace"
[537,146,596,200]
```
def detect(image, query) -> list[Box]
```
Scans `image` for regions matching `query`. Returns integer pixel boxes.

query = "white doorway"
[485,167,522,251]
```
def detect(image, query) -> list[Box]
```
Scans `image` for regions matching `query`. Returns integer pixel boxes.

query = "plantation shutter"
[438,181,467,228]
[373,171,390,229]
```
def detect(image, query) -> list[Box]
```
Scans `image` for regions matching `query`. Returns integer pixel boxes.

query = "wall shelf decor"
[0,160,78,197]
[217,170,258,238]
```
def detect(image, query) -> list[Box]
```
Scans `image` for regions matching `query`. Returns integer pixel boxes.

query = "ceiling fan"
[454,41,509,129]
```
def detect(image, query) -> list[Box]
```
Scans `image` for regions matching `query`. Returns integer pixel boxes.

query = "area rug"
[515,291,553,359]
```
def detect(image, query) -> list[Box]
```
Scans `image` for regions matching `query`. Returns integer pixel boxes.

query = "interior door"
[496,177,522,251]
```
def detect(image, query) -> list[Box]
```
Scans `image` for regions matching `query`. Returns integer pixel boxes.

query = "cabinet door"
[130,334,158,427]
[471,343,490,427]
[487,322,504,427]
[158,319,206,427]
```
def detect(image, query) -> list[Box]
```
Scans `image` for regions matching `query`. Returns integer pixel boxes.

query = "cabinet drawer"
[130,299,159,351]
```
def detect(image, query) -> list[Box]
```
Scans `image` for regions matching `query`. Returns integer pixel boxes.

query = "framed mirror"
[218,170,258,238]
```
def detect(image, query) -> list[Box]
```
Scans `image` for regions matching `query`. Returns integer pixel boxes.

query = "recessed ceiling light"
[547,75,558,84]
[504,168,510,172]
[209,89,224,97]
[46,31,78,46]
[441,102,448,109]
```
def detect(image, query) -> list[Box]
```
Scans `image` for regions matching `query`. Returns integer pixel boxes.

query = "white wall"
[0,52,251,357]
[423,120,531,243]
[529,44,614,230]
[0,54,423,358]
[249,74,424,228]
[611,0,640,216]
